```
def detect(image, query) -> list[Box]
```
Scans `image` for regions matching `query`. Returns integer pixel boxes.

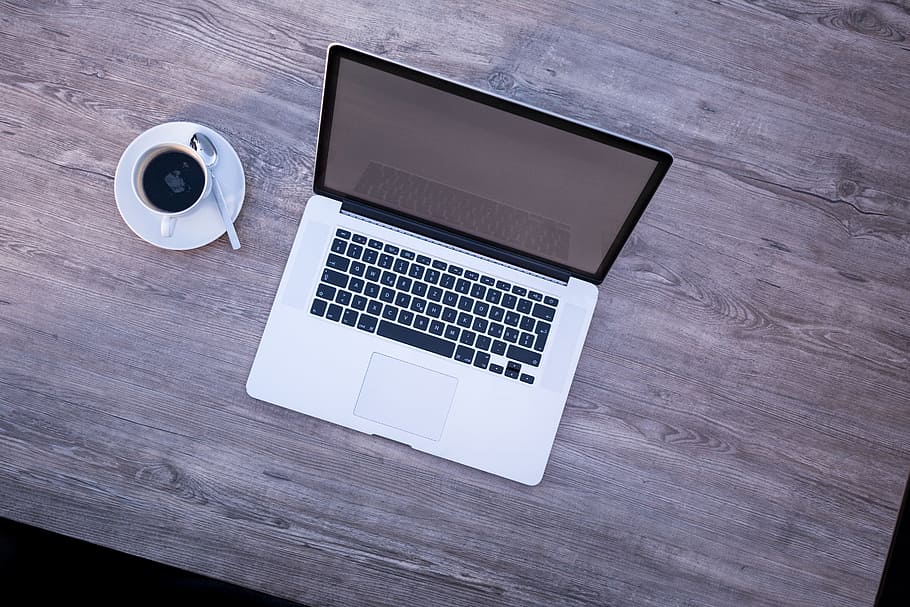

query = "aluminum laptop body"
[247,45,672,485]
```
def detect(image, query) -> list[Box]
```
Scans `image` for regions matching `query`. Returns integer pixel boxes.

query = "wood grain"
[1,1,909,605]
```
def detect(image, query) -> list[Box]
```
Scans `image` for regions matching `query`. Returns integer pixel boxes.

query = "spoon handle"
[212,175,241,250]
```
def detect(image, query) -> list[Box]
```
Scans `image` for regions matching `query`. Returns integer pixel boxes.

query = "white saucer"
[115,121,246,250]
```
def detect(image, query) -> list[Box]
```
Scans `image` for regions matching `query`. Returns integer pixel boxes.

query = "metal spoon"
[191,132,241,250]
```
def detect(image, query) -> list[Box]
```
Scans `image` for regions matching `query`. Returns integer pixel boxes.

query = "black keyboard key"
[384,244,399,255]
[326,303,343,322]
[427,302,442,318]
[412,282,427,297]
[440,274,456,289]
[310,298,327,316]
[454,345,474,364]
[504,327,519,343]
[474,351,490,369]
[496,280,511,291]
[501,294,517,309]
[346,243,363,259]
[476,335,492,350]
[363,249,378,264]
[505,367,519,379]
[400,249,415,260]
[472,317,488,333]
[396,276,412,291]
[378,254,394,269]
[416,255,431,265]
[349,277,365,293]
[365,267,381,282]
[326,253,349,271]
[520,316,535,331]
[532,303,556,322]
[442,307,457,323]
[378,321,456,357]
[342,309,358,326]
[398,310,414,326]
[331,238,347,253]
[448,265,463,276]
[414,315,429,331]
[491,340,507,355]
[432,260,447,270]
[507,344,541,366]
[394,258,409,274]
[352,234,367,244]
[428,286,443,302]
[408,264,424,280]
[544,296,559,306]
[350,262,365,277]
[520,373,535,385]
[458,296,474,312]
[425,269,440,285]
[533,331,548,352]
[336,290,352,306]
[443,291,458,306]
[505,311,520,326]
[459,330,476,346]
[444,325,460,341]
[489,363,504,375]
[528,291,543,301]
[368,238,382,249]
[352,295,367,311]
[512,286,527,296]
[480,275,495,286]
[465,270,479,281]
[457,312,473,328]
[470,283,486,298]
[489,323,504,338]
[517,299,533,314]
[380,287,395,303]
[365,283,380,298]
[485,289,502,305]
[382,305,398,320]
[489,306,505,321]
[381,271,396,286]
[429,320,444,335]
[322,269,347,288]
[367,300,383,316]
[395,292,411,308]
[357,314,378,333]
[336,228,351,239]
[316,283,336,300]
[411,298,426,313]
[535,321,550,336]
[473,301,489,316]
[519,332,535,348]
[455,279,470,294]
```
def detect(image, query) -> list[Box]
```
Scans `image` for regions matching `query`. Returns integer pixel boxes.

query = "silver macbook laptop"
[247,44,672,485]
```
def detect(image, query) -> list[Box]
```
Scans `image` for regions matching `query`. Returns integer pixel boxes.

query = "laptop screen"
[315,46,672,281]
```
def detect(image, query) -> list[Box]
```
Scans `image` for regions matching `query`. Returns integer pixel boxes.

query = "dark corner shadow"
[0,517,306,607]
[875,470,910,606]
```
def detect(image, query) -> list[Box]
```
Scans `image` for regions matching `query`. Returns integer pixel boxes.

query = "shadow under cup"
[132,143,209,237]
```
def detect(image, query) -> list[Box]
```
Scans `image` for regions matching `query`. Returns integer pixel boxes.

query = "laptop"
[247,44,672,485]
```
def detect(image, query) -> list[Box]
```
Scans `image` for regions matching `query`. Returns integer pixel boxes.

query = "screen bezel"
[313,44,673,284]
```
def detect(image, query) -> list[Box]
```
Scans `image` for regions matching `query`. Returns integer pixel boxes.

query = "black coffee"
[140,149,206,213]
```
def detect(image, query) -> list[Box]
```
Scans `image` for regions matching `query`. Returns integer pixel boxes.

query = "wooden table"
[2,2,908,605]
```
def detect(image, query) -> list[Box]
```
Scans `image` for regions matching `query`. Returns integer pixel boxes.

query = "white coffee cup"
[132,143,211,237]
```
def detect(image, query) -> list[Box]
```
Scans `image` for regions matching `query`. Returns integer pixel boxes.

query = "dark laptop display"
[315,46,672,282]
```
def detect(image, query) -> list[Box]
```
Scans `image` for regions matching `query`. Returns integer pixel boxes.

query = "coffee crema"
[140,149,206,213]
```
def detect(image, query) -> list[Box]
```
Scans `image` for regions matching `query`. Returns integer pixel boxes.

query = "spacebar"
[377,321,456,358]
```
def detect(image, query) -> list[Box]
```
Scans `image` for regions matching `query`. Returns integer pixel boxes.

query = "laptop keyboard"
[309,228,559,385]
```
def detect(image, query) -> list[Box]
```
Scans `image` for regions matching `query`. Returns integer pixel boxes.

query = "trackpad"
[354,353,458,441]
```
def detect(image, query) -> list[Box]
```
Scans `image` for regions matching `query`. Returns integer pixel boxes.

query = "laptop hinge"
[339,199,571,284]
